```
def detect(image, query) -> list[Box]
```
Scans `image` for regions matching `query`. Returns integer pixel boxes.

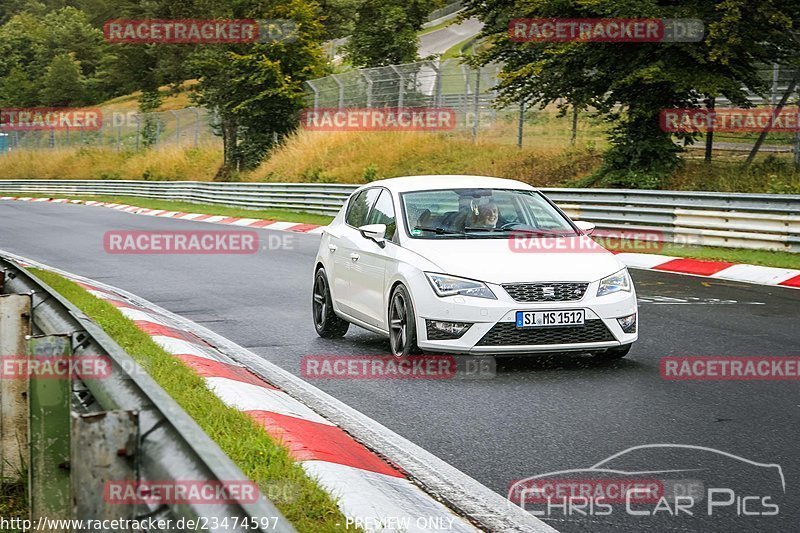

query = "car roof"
[357,175,537,193]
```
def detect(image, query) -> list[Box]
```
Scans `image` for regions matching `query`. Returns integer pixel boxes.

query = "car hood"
[403,236,624,284]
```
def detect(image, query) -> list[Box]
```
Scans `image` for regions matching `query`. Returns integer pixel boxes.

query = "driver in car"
[468,200,499,229]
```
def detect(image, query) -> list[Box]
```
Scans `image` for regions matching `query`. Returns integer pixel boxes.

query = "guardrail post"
[0,292,32,483]
[27,335,71,528]
[72,411,137,525]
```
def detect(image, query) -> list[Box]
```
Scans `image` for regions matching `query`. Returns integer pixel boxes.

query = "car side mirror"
[574,220,596,235]
[358,223,387,247]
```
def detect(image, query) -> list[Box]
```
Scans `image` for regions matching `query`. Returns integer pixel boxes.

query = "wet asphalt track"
[2,199,799,532]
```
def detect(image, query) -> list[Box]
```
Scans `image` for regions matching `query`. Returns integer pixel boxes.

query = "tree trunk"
[216,116,238,181]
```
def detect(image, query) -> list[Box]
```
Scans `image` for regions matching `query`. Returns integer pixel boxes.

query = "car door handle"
[328,244,337,252]
[350,253,360,262]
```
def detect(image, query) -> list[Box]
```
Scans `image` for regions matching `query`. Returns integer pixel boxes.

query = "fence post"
[28,335,71,528]
[134,114,140,150]
[170,110,180,145]
[517,100,525,148]
[307,80,320,111]
[795,87,800,168]
[434,60,444,107]
[461,64,470,117]
[49,128,55,149]
[0,292,32,483]
[390,65,405,108]
[472,68,480,142]
[571,106,578,145]
[332,74,344,109]
[771,63,780,105]
[362,72,373,108]
[189,107,201,147]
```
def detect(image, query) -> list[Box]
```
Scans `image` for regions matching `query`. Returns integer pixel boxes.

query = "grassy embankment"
[22,268,358,532]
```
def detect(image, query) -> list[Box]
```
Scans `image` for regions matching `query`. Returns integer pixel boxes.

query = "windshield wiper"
[414,225,465,235]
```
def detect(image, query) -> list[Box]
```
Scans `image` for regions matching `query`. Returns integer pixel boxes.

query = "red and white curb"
[615,252,800,289]
[0,195,326,235]
[80,286,477,532]
[3,194,796,288]
[2,251,551,533]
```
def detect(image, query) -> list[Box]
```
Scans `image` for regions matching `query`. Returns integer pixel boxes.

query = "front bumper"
[411,276,638,354]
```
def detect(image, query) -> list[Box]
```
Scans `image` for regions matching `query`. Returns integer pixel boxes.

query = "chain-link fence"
[303,60,800,153]
[1,107,220,152]
[303,59,532,142]
[1,59,798,155]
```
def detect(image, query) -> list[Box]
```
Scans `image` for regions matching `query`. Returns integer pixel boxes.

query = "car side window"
[366,190,397,242]
[345,188,380,227]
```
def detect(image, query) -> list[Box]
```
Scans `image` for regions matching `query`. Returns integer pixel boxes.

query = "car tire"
[388,284,419,357]
[312,268,349,338]
[595,344,632,360]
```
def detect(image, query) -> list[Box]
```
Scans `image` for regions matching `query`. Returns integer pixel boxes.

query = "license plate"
[516,309,585,328]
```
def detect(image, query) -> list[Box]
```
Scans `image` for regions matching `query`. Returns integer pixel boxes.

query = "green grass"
[0,194,334,226]
[0,483,26,532]
[418,16,459,36]
[632,243,800,270]
[441,36,476,60]
[28,269,357,533]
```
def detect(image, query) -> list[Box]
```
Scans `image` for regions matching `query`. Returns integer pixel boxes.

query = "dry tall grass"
[0,145,222,181]
[252,129,601,186]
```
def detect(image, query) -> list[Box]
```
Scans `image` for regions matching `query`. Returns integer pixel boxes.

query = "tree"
[316,0,361,39]
[0,66,38,106]
[463,0,800,188]
[344,0,430,67]
[190,0,328,177]
[40,53,87,106]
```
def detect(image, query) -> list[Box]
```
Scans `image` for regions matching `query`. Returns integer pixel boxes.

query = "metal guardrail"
[0,257,295,532]
[0,180,798,252]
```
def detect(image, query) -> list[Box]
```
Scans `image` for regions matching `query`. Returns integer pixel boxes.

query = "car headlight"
[597,268,631,297]
[425,273,496,299]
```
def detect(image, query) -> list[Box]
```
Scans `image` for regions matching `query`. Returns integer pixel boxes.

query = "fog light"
[426,320,472,340]
[617,313,637,333]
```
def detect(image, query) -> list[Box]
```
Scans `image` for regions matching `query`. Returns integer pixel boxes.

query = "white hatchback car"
[312,175,637,358]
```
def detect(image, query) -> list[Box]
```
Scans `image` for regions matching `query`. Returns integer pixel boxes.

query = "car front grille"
[476,320,614,347]
[502,282,589,303]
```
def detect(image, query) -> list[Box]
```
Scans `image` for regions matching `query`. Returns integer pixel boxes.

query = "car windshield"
[401,188,577,239]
